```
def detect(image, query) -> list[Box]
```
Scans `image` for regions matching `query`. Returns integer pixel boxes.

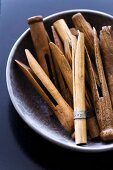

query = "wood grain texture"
[25,49,74,133]
[100,26,113,108]
[64,40,72,66]
[73,32,87,144]
[28,16,58,88]
[51,26,64,53]
[85,88,100,139]
[86,28,113,141]
[53,19,72,44]
[72,13,94,58]
[72,13,100,87]
[49,42,73,95]
[15,60,56,112]
[51,26,73,107]
[28,16,49,76]
[53,19,73,66]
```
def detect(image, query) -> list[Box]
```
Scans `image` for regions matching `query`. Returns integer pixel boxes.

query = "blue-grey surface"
[1,0,113,170]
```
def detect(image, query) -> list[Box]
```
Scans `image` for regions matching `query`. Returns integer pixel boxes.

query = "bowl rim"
[6,9,113,152]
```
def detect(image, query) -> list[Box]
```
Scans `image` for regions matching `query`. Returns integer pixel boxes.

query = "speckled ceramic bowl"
[6,9,113,152]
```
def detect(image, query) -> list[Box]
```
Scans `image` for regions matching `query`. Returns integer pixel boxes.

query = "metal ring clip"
[74,111,86,119]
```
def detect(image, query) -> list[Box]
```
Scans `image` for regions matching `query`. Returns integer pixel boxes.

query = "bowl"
[6,9,113,152]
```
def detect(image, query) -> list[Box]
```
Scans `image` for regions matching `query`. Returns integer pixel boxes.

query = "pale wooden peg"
[49,42,73,95]
[25,49,74,133]
[74,31,87,145]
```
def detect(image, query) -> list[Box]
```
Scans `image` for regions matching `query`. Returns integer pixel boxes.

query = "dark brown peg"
[86,28,113,141]
[28,16,49,76]
[28,16,58,88]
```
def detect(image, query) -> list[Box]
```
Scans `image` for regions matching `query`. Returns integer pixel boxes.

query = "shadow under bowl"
[6,9,113,152]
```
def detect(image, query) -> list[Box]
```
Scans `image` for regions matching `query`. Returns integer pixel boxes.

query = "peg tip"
[100,128,113,141]
[27,16,43,25]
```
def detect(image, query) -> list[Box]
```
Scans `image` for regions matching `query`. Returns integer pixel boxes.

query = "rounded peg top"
[27,16,43,25]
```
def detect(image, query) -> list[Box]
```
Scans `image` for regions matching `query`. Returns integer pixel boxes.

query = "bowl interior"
[6,10,113,152]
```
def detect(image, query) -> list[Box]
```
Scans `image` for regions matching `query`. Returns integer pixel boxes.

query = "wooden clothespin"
[28,16,58,88]
[16,49,74,133]
[86,28,113,141]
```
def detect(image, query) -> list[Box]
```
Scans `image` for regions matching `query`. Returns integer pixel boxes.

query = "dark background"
[1,0,113,169]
